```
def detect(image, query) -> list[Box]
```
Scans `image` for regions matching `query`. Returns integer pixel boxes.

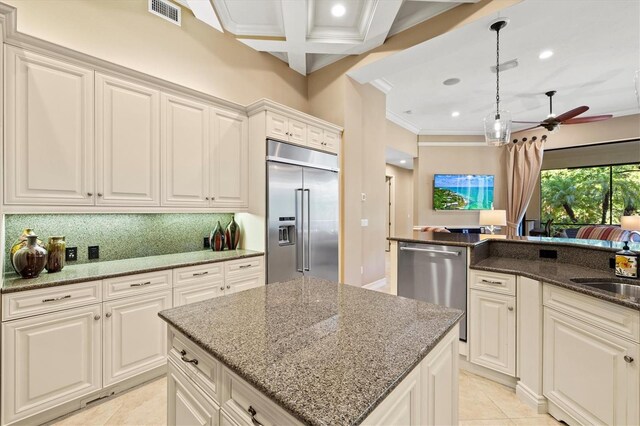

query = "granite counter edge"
[2,252,264,294]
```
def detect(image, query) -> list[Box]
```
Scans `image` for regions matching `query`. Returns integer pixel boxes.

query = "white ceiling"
[349,0,640,135]
[385,146,414,169]
[176,0,479,75]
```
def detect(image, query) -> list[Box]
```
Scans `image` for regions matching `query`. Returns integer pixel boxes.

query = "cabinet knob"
[94,315,101,321]
[227,285,230,289]
[87,192,93,197]
[507,306,514,311]
[624,355,634,363]
[97,193,103,197]
[211,196,215,201]
[105,312,112,318]
[220,286,225,291]
[205,197,209,200]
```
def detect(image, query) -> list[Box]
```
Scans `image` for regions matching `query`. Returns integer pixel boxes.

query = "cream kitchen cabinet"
[4,46,95,206]
[543,285,639,426]
[266,111,306,145]
[469,289,516,376]
[95,73,160,206]
[1,304,103,425]
[161,93,211,207]
[307,125,340,154]
[210,108,249,209]
[103,290,172,386]
[168,361,220,426]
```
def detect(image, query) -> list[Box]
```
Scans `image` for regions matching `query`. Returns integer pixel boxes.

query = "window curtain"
[506,140,544,237]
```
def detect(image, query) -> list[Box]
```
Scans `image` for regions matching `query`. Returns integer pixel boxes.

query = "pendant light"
[484,19,511,146]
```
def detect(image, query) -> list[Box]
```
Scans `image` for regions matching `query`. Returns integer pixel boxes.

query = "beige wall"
[386,165,414,236]
[387,121,418,157]
[416,140,507,227]
[3,0,308,111]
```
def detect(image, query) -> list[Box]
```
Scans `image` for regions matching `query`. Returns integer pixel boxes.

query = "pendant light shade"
[484,110,512,146]
[485,19,511,147]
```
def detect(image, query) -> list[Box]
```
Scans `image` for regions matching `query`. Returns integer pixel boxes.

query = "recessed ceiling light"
[451,111,460,118]
[331,4,346,17]
[443,78,461,86]
[539,50,554,60]
[400,160,407,164]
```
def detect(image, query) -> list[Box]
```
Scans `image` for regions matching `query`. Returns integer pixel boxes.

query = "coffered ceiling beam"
[184,0,223,31]
[281,0,307,74]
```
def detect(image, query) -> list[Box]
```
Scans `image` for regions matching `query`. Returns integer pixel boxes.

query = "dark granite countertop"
[2,249,264,293]
[388,231,486,247]
[158,277,463,426]
[471,257,640,310]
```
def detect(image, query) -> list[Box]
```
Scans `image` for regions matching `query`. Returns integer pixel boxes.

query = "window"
[541,163,640,227]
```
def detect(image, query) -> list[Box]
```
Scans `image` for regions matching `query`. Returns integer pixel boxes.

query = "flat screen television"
[433,174,494,210]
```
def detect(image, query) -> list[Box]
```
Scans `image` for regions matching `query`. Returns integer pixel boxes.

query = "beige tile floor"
[52,369,562,426]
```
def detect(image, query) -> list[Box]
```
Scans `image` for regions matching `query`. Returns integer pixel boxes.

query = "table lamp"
[616,215,640,278]
[479,209,507,235]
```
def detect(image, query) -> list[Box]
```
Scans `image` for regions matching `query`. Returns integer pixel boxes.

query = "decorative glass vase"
[10,228,44,274]
[225,217,241,250]
[13,235,47,279]
[45,236,66,273]
[209,221,226,251]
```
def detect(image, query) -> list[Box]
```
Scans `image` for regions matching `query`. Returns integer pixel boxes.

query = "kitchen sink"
[570,278,640,298]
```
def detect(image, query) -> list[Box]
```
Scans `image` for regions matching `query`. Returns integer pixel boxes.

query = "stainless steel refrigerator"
[266,140,339,283]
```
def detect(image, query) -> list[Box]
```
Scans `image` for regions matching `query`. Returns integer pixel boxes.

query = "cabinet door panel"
[469,290,516,376]
[103,291,171,386]
[211,108,248,208]
[306,125,324,150]
[323,131,340,154]
[161,94,210,206]
[265,112,288,141]
[4,46,94,205]
[168,361,219,426]
[287,119,306,145]
[226,274,264,295]
[544,308,639,426]
[96,73,160,205]
[1,305,102,425]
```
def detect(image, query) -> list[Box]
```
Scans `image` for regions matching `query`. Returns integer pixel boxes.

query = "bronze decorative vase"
[10,228,44,274]
[210,221,226,251]
[225,217,241,250]
[13,235,47,279]
[45,236,66,273]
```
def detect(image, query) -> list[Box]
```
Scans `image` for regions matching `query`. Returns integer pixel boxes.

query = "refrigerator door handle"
[304,189,311,271]
[295,188,304,272]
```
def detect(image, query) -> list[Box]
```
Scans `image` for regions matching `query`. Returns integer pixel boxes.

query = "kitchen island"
[158,277,463,426]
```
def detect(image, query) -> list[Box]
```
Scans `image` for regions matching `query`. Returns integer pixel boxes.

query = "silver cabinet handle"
[179,349,199,365]
[239,264,252,269]
[105,312,112,318]
[94,315,101,321]
[192,271,209,276]
[399,246,461,256]
[481,279,503,285]
[625,355,634,363]
[248,406,263,426]
[508,306,514,311]
[42,294,71,303]
[130,281,151,287]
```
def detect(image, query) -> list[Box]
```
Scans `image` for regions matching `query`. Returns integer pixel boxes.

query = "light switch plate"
[361,193,367,201]
[361,219,368,227]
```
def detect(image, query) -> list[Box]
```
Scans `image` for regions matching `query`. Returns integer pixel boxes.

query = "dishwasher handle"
[399,246,461,256]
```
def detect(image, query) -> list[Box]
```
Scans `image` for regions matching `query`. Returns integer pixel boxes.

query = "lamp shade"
[479,209,507,226]
[484,110,512,146]
[621,215,640,231]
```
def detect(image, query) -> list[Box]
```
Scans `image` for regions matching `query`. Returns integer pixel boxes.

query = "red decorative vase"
[209,221,226,251]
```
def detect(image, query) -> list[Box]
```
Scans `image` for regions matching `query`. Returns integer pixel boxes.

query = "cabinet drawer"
[174,280,225,307]
[543,284,640,343]
[170,329,220,404]
[173,262,224,288]
[225,257,263,279]
[470,270,516,295]
[221,368,301,426]
[168,360,220,426]
[103,270,172,300]
[2,281,102,321]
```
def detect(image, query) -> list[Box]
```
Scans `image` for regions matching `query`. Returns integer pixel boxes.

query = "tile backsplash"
[4,213,234,273]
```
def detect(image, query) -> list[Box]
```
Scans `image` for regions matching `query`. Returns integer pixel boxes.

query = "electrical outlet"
[65,247,78,262]
[203,236,210,249]
[88,246,100,260]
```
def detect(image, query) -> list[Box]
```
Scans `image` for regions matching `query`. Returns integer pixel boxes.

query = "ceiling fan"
[513,90,613,132]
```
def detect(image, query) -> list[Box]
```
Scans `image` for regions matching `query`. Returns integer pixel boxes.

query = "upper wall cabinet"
[210,108,248,209]
[161,94,211,208]
[95,73,160,206]
[4,46,95,205]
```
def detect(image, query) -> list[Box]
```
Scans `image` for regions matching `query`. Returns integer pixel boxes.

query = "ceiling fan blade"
[514,124,542,133]
[555,106,589,123]
[513,120,542,124]
[562,114,613,125]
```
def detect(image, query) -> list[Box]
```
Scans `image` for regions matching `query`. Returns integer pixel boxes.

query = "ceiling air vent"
[149,0,181,26]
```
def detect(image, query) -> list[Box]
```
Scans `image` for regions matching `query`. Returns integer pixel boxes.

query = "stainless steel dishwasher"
[397,242,467,341]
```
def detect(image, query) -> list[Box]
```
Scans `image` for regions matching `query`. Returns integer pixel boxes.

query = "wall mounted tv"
[433,174,494,210]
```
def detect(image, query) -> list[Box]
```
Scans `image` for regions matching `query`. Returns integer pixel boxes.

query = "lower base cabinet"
[543,307,639,426]
[1,305,103,425]
[104,291,172,386]
[168,361,219,426]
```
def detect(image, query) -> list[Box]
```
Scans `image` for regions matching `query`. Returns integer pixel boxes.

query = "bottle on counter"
[45,236,66,273]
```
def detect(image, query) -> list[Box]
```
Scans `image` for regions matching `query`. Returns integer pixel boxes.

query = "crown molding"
[418,129,485,136]
[386,110,420,134]
[247,98,343,133]
[418,141,488,147]
[370,78,393,95]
